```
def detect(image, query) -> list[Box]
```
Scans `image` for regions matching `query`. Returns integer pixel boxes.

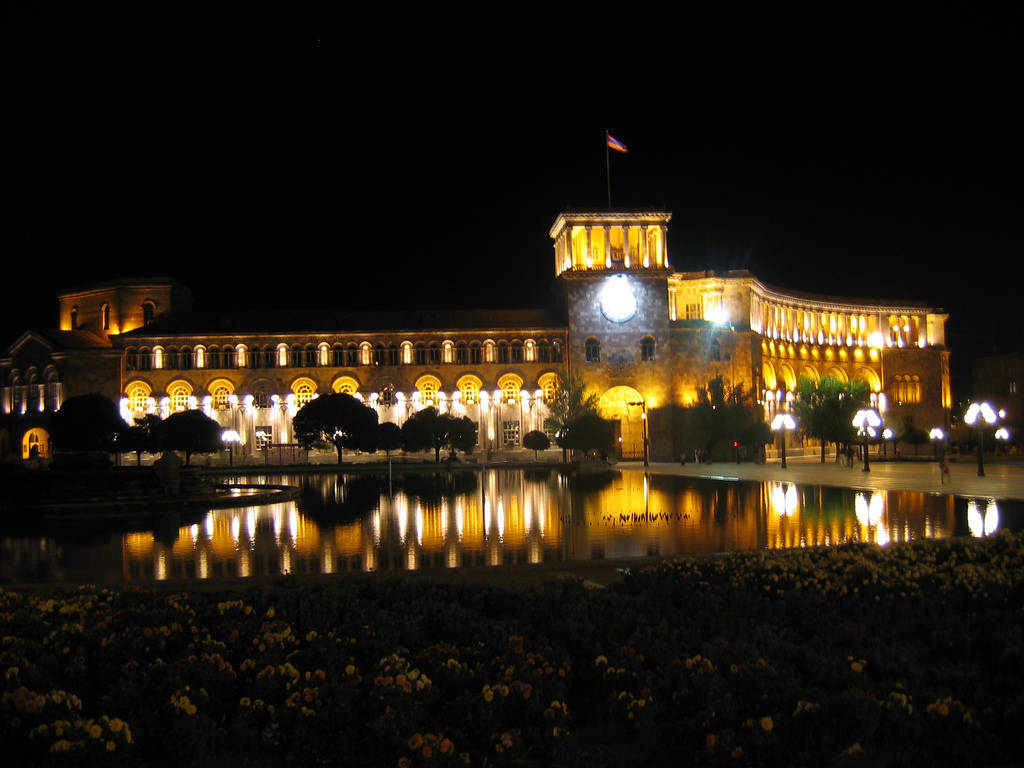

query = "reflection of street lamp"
[771,412,796,469]
[627,400,649,467]
[929,427,945,460]
[964,401,997,477]
[853,409,882,473]
[882,427,894,458]
[995,427,1010,455]
[222,429,240,467]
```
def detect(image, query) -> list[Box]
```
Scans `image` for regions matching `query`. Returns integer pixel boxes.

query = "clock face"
[599,275,637,323]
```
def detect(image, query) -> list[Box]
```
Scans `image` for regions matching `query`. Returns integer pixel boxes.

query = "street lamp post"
[221,429,240,467]
[929,427,945,461]
[771,413,796,469]
[964,401,997,477]
[882,427,894,458]
[853,409,881,473]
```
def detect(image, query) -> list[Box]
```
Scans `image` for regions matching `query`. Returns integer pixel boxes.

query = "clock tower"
[550,210,673,461]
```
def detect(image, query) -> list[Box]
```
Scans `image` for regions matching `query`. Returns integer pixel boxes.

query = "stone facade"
[1,210,952,463]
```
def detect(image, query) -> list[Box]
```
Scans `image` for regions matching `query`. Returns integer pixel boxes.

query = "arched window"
[137,348,152,371]
[126,348,138,371]
[497,341,510,364]
[223,346,236,369]
[498,373,524,404]
[538,372,559,403]
[585,338,600,363]
[332,344,346,366]
[470,342,482,364]
[386,345,399,366]
[304,345,317,367]
[292,379,317,407]
[125,381,151,416]
[290,345,303,367]
[333,376,359,395]
[101,304,110,331]
[168,381,192,412]
[457,375,482,405]
[414,343,427,365]
[250,346,263,368]
[209,380,233,410]
[207,346,221,369]
[70,308,78,330]
[707,339,721,362]
[511,341,524,363]
[640,336,656,362]
[551,341,564,363]
[429,342,442,365]
[537,341,551,363]
[416,375,440,407]
[164,347,179,370]
[142,302,155,325]
[456,342,468,364]
[180,347,192,370]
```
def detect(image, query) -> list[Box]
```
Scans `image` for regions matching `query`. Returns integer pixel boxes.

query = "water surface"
[2,469,1019,585]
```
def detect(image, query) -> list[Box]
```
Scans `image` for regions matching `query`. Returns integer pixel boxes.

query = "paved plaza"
[621,454,1024,501]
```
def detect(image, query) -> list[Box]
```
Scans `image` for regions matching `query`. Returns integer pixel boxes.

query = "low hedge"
[2,532,1022,767]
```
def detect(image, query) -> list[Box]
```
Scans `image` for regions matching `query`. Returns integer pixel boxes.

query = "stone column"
[641,225,650,267]
[603,225,611,267]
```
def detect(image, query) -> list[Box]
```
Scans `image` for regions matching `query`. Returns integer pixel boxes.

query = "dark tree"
[523,429,551,459]
[683,376,771,462]
[560,413,615,460]
[293,393,378,464]
[156,409,223,466]
[377,421,403,459]
[401,407,477,462]
[121,414,163,466]
[50,393,128,453]
[543,368,601,462]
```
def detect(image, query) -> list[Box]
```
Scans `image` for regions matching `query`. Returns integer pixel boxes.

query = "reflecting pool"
[3,469,1021,585]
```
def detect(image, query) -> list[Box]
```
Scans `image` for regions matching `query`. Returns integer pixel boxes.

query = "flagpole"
[605,130,612,208]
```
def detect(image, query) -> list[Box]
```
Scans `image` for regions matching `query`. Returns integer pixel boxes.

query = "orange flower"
[706,733,718,749]
[408,733,423,750]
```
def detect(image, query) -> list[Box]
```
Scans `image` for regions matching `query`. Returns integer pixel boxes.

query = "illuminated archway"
[332,375,361,395]
[414,375,442,407]
[208,378,236,410]
[824,366,848,383]
[125,380,152,416]
[291,377,318,407]
[538,372,560,403]
[855,366,881,393]
[762,361,778,391]
[497,373,524,404]
[598,385,645,459]
[22,427,50,459]
[167,379,194,412]
[456,374,483,405]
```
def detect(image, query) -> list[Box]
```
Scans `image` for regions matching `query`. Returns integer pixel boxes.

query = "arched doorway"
[21,427,50,460]
[599,385,646,460]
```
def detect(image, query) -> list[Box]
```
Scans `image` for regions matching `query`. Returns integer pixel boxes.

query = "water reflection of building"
[3,211,951,464]
[90,472,967,583]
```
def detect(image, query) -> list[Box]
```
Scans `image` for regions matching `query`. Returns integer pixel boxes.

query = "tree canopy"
[401,407,477,462]
[523,429,551,459]
[682,377,769,461]
[293,393,378,464]
[543,369,601,461]
[49,393,128,454]
[792,376,871,462]
[558,412,615,459]
[157,409,223,466]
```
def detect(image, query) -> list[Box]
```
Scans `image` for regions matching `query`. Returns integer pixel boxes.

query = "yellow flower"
[89,724,103,739]
[760,716,774,732]
[106,740,116,751]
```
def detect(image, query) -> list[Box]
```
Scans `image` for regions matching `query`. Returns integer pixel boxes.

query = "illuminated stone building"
[1,210,951,463]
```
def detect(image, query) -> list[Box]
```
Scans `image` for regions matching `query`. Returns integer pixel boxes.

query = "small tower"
[551,210,673,461]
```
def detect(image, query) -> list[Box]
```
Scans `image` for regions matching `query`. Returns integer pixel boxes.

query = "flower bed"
[2,532,1022,766]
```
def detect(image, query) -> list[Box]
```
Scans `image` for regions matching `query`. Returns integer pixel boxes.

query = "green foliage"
[543,369,602,460]
[49,393,128,454]
[120,414,163,466]
[376,421,403,457]
[558,412,615,459]
[401,407,477,462]
[682,376,769,460]
[792,376,870,462]
[522,430,551,458]
[293,393,378,464]
[156,409,222,466]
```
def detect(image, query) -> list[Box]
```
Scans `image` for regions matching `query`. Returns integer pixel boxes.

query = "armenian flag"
[606,133,628,153]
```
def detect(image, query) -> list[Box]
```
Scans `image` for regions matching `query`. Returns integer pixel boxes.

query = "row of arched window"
[123,371,561,416]
[125,339,565,372]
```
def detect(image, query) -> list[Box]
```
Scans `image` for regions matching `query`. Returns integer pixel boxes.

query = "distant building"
[972,351,1023,427]
[2,211,951,463]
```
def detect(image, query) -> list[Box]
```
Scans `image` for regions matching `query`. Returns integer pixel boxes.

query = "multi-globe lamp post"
[929,428,945,460]
[771,412,796,469]
[852,408,882,473]
[222,429,240,467]
[964,401,997,477]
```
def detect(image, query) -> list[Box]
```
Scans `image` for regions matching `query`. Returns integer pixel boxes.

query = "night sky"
[7,6,1023,392]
